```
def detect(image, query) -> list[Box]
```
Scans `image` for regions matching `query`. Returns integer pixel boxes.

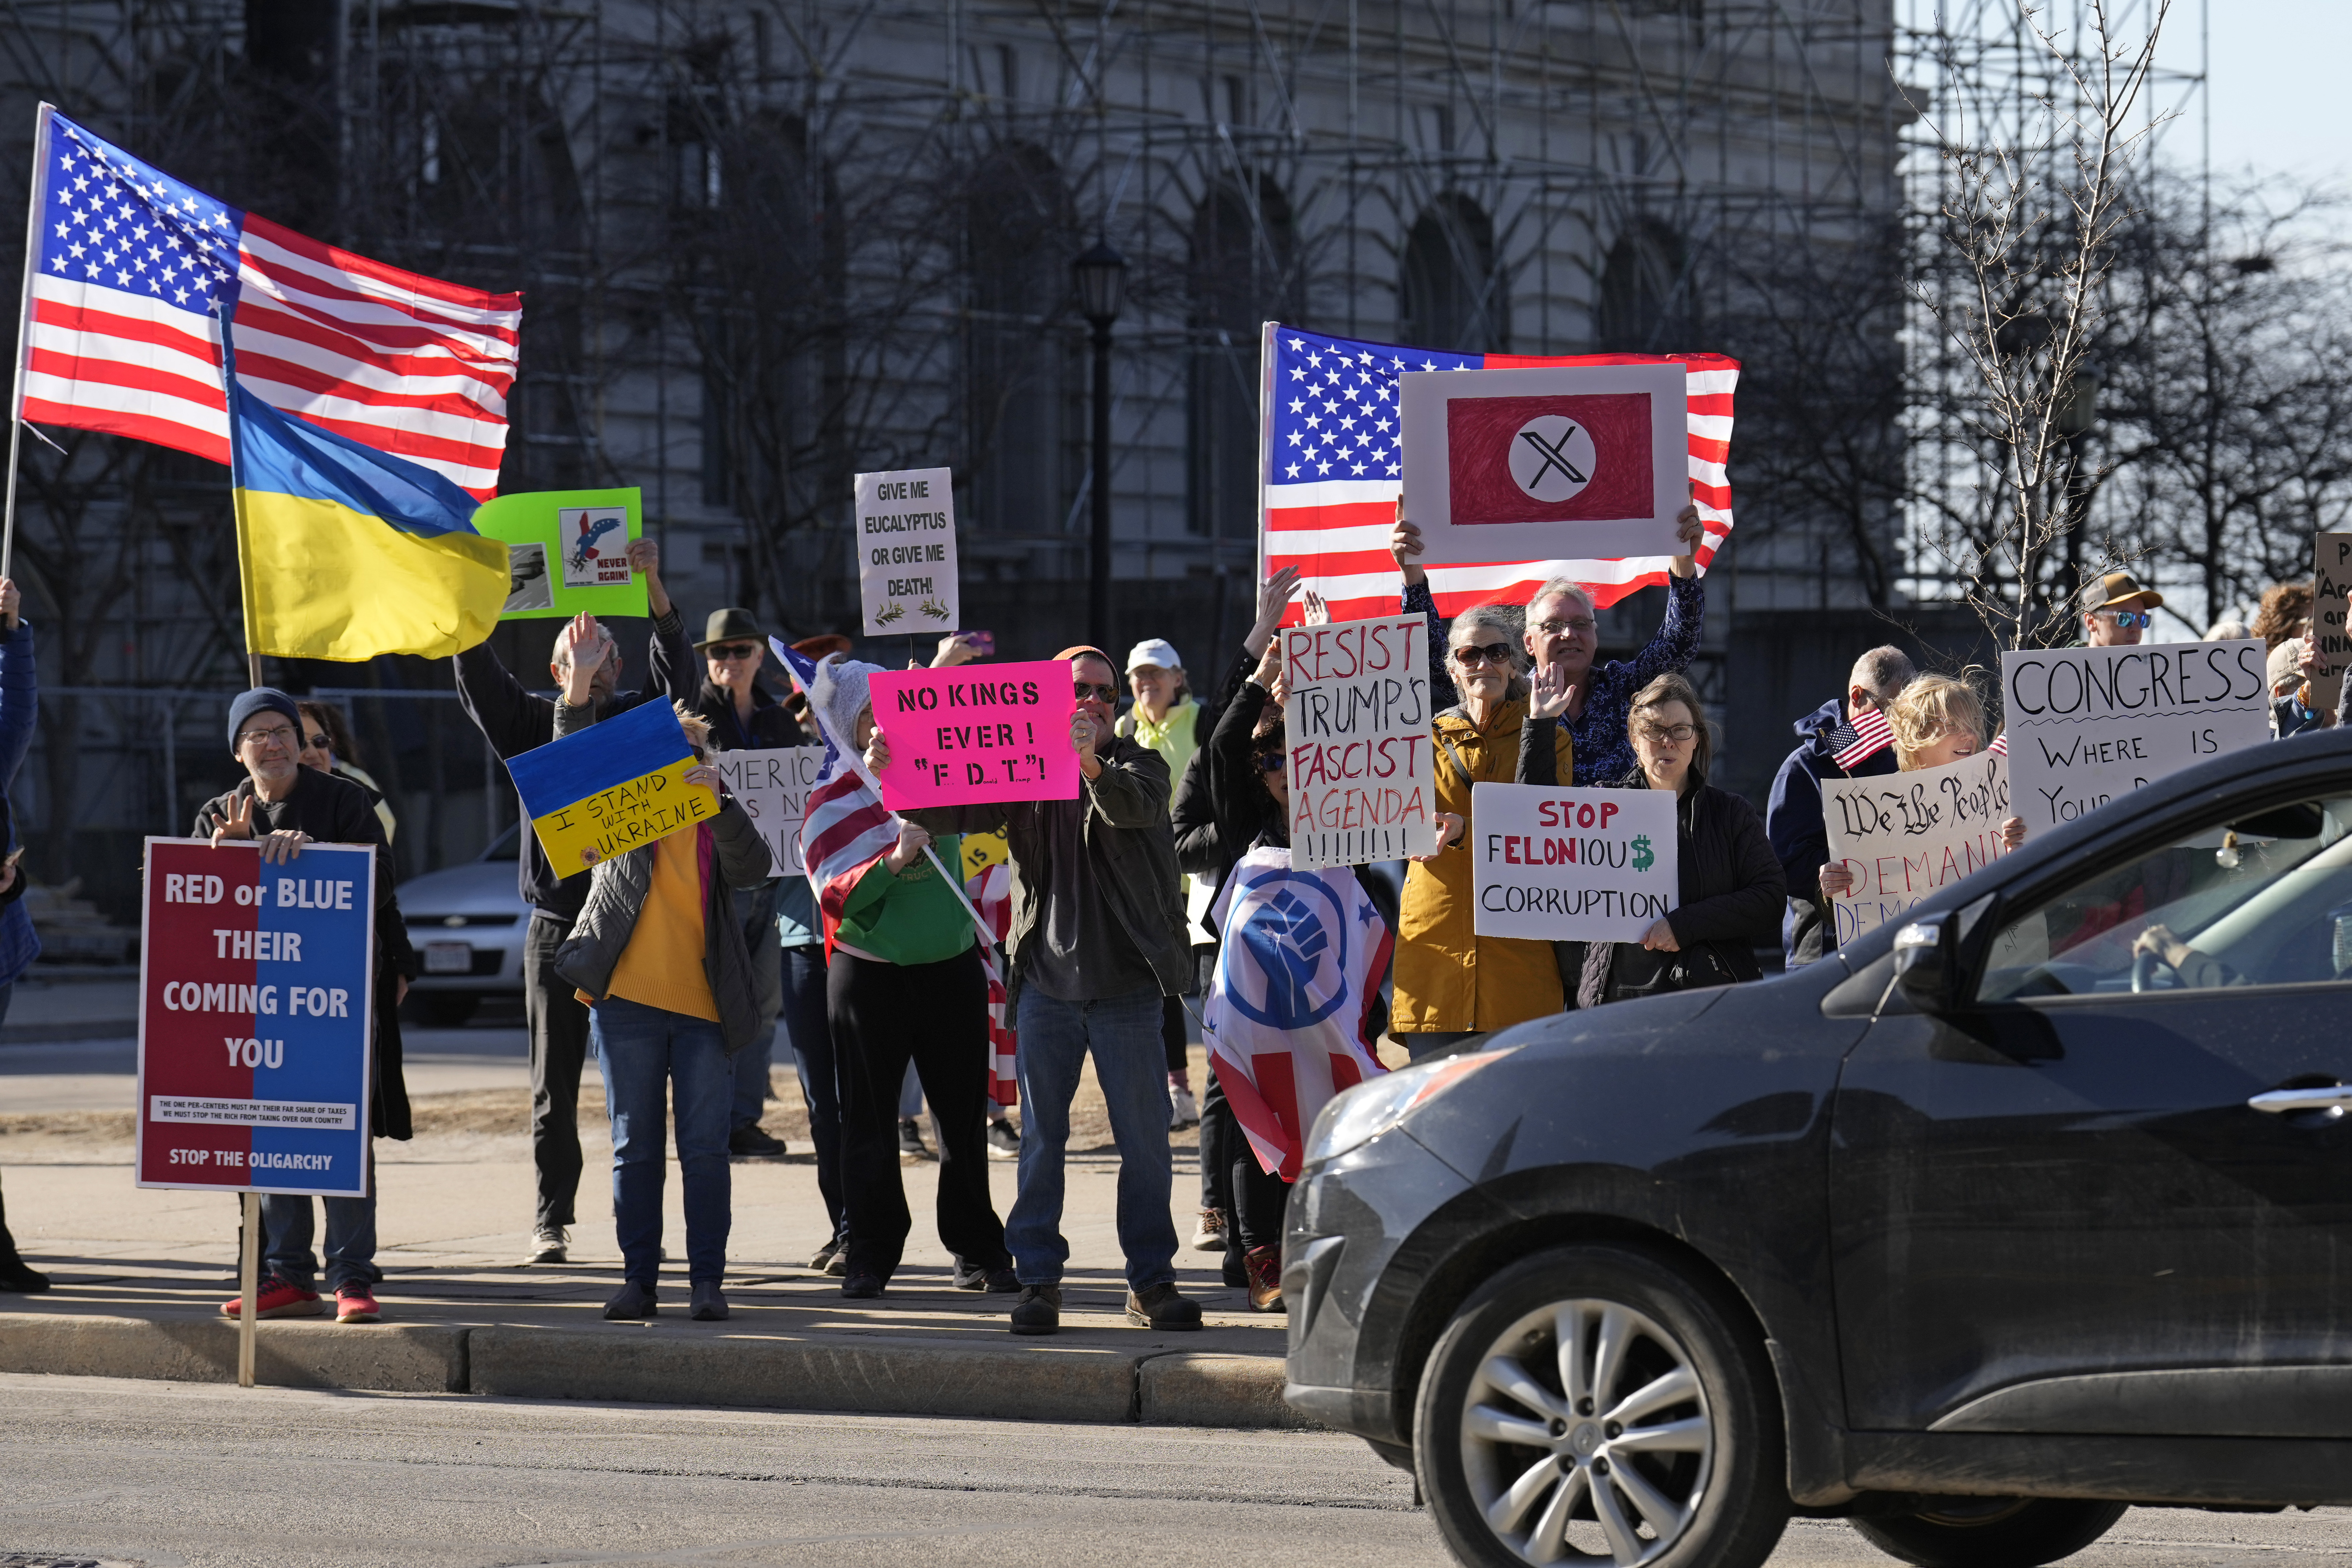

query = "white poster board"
[854,467,959,637]
[1470,784,1678,942]
[1824,751,2012,947]
[2002,640,2270,832]
[1399,364,1687,565]
[1283,616,1437,868]
[710,746,827,874]
[2313,533,2352,717]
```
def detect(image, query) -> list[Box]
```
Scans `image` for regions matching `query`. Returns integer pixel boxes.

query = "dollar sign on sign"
[1630,834,1654,873]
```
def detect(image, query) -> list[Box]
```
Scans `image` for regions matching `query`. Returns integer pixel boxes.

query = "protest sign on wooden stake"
[855,467,959,637]
[2001,641,2269,833]
[1824,750,2011,946]
[1470,784,1678,942]
[2313,533,2352,717]
[1281,616,1435,868]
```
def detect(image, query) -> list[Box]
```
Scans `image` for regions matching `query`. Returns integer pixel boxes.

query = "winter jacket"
[192,765,418,1138]
[546,699,777,1053]
[1393,698,1574,1034]
[1168,642,1261,886]
[453,606,695,922]
[692,679,809,754]
[0,617,38,984]
[1765,698,1902,967]
[1578,770,1786,1010]
[908,734,1192,998]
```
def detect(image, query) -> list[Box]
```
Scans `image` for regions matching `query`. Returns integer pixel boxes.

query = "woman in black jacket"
[1579,673,1786,1009]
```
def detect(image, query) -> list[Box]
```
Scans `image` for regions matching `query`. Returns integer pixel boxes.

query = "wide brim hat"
[694,608,768,650]
[2083,569,2164,614]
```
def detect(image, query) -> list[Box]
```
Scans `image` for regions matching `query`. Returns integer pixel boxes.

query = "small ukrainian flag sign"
[505,700,718,874]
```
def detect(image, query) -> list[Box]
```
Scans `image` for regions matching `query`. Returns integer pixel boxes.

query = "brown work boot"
[1124,1282,1203,1331]
[1245,1245,1285,1313]
[1009,1283,1062,1335]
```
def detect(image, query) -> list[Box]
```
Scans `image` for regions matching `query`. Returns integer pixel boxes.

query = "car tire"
[1848,1497,2128,1568]
[1413,1243,1789,1568]
[408,992,479,1028]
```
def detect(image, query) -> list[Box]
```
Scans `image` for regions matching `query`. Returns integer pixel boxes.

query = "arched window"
[1400,194,1505,353]
[1596,219,1695,353]
[965,146,1079,534]
[1188,177,1295,538]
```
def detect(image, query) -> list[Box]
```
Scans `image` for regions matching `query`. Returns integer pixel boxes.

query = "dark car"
[1286,729,2352,1568]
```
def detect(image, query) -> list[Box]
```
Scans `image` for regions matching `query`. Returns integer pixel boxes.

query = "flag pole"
[214,299,263,688]
[2,104,56,583]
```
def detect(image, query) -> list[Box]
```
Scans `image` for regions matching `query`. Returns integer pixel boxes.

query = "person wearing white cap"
[1117,638,1205,1128]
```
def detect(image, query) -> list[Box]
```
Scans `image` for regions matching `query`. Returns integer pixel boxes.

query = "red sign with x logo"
[1444,392,1655,525]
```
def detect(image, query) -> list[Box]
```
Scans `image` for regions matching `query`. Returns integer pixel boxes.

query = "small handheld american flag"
[1830,705,1895,771]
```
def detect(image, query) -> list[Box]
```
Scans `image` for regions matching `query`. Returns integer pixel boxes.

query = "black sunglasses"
[303,733,332,751]
[1074,681,1119,702]
[708,642,761,661]
[1255,752,1285,773]
[1451,641,1514,667]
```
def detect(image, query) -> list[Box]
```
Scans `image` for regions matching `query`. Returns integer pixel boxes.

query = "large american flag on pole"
[15,105,521,498]
[1258,323,1738,622]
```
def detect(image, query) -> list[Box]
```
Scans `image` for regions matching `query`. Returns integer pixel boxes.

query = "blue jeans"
[781,943,845,1240]
[1007,984,1177,1290]
[262,1191,377,1293]
[592,996,733,1288]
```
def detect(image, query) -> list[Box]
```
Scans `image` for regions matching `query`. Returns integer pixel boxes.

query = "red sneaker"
[221,1275,322,1319]
[334,1283,382,1323]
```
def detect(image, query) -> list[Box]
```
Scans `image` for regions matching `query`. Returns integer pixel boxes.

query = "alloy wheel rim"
[1457,1297,1715,1567]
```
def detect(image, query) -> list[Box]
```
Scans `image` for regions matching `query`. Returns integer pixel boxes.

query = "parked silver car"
[399,824,529,1026]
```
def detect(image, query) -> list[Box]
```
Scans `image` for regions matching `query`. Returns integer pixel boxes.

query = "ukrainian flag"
[225,321,509,661]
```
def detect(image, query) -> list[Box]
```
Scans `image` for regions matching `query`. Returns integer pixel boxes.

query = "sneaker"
[986,1118,1021,1159]
[690,1281,729,1321]
[0,1255,50,1293]
[1244,1246,1285,1313]
[822,1247,849,1278]
[524,1226,569,1265]
[842,1272,883,1300]
[729,1124,789,1159]
[953,1257,1022,1293]
[335,1283,383,1323]
[1125,1282,1203,1332]
[1169,1087,1200,1129]
[897,1117,934,1159]
[1009,1283,1061,1335]
[604,1280,658,1320]
[222,1275,322,1319]
[808,1237,841,1272]
[1189,1208,1227,1252]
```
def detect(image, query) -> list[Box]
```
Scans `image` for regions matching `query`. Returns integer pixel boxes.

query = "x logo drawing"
[1517,424,1587,487]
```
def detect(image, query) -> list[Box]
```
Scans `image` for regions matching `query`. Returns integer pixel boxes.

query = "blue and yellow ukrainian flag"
[225,320,509,661]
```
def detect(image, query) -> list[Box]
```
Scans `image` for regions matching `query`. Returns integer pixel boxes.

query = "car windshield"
[1979,795,2352,1001]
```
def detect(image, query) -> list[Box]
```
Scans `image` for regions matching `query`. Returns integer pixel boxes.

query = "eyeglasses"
[303,734,332,752]
[2097,610,2153,629]
[239,723,297,750]
[708,643,761,661]
[1531,617,1598,637]
[1073,681,1119,702]
[1451,641,1514,667]
[1637,723,1698,744]
[1255,753,1286,773]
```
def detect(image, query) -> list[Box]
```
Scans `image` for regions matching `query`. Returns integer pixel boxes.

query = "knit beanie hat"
[806,653,888,747]
[226,687,304,752]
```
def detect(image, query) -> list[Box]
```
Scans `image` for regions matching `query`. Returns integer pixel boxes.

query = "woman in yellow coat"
[1391,592,1575,1056]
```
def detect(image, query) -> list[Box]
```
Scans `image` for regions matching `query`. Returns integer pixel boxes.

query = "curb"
[0,1312,1307,1427]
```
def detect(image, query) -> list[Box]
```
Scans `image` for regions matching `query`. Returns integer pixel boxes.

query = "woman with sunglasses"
[1577,673,1786,1008]
[296,701,397,847]
[1391,603,1577,1056]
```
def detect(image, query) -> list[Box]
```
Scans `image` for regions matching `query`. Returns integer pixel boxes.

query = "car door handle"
[2248,1085,2352,1115]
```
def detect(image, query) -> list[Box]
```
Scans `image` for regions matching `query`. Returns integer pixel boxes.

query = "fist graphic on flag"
[1238,887,1336,1030]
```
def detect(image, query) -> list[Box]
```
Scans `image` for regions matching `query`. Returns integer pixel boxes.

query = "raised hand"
[1390,505,1427,586]
[1247,565,1305,653]
[931,632,986,668]
[1669,499,1705,579]
[1528,660,1577,722]
[1303,589,1332,627]
[213,793,257,845]
[559,613,606,701]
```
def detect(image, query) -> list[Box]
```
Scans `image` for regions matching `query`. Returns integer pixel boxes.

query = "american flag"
[965,857,1019,1107]
[772,639,900,954]
[17,105,521,498]
[1258,323,1738,622]
[1831,705,1895,770]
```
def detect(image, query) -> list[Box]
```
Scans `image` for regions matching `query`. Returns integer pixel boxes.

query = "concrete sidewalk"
[0,1034,1306,1429]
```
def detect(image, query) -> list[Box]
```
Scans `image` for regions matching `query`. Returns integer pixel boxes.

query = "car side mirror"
[1892,912,1959,1015]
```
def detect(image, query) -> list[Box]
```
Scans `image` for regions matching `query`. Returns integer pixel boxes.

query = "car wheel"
[1413,1244,1789,1568]
[408,992,479,1028]
[1848,1497,2128,1568]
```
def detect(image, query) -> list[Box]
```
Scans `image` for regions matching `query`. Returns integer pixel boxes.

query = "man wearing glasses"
[2077,570,2163,647]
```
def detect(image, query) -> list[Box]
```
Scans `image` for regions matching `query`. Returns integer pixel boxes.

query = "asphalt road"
[1,1373,2346,1568]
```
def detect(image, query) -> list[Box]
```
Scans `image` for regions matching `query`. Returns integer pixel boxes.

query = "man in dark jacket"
[0,581,46,1293]
[887,646,1201,1339]
[453,538,692,1264]
[688,607,810,1159]
[197,687,418,1324]
[1764,646,1914,967]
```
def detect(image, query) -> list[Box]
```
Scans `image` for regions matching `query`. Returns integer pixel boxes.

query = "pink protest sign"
[868,660,1080,809]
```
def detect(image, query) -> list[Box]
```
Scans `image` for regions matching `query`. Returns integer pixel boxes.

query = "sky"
[2156,0,2352,203]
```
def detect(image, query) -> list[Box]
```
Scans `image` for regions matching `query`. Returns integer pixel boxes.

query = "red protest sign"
[868,659,1080,810]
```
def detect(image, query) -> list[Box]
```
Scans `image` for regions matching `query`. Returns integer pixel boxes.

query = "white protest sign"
[710,746,827,873]
[1282,616,1436,868]
[1470,784,1678,942]
[1399,363,1688,565]
[1824,751,2012,946]
[854,467,959,637]
[2002,640,2269,832]
[2313,533,2352,717]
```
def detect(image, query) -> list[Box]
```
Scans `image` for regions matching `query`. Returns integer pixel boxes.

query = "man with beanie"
[197,687,417,1323]
[454,539,692,1264]
[870,645,1201,1337]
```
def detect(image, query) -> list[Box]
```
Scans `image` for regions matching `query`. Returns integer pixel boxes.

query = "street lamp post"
[1073,240,1126,651]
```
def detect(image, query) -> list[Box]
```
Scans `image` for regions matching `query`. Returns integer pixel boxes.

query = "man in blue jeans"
[879,646,1201,1335]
